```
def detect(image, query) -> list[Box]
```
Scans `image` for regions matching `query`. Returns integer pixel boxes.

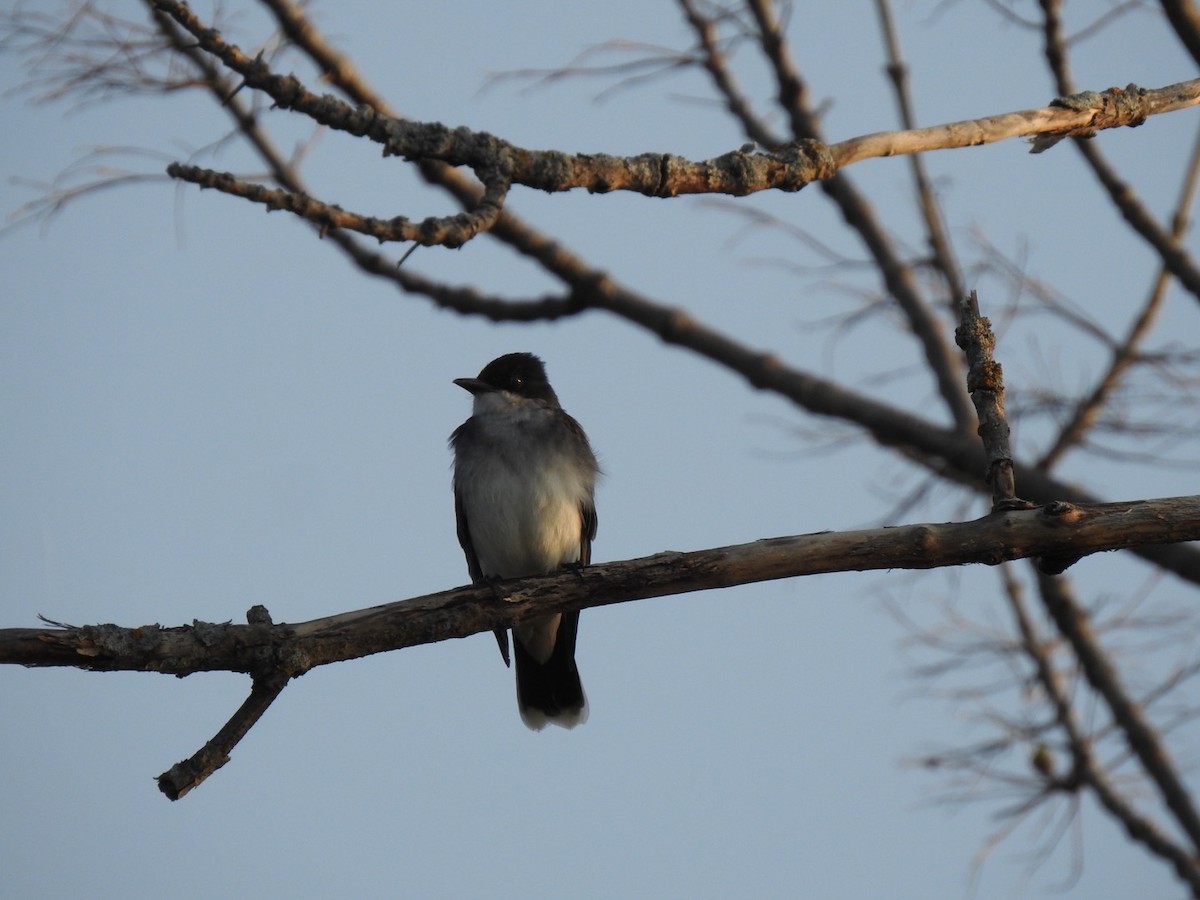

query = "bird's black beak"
[454,377,495,396]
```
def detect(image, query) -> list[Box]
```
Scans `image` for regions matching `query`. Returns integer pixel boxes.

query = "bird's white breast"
[456,396,593,579]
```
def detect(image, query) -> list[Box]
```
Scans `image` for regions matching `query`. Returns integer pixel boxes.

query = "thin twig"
[1039,122,1200,468]
[744,0,976,433]
[1161,0,1200,69]
[1038,0,1200,306]
[1035,571,1200,856]
[873,0,966,312]
[1005,566,1200,891]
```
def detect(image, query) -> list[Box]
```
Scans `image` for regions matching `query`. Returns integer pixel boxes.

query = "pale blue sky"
[2,2,1197,898]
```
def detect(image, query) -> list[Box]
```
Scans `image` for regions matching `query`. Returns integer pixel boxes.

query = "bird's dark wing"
[454,490,483,585]
[579,501,597,567]
[455,492,511,668]
[452,425,511,668]
[557,408,599,569]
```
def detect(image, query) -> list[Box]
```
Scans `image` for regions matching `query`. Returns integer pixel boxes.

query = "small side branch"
[165,163,507,248]
[955,291,1027,510]
[156,671,290,800]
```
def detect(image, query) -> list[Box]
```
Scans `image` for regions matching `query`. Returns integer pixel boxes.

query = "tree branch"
[850,80,1200,163]
[7,496,1199,677]
[4,494,1198,796]
[153,0,1200,213]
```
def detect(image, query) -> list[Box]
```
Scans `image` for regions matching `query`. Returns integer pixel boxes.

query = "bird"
[450,352,598,730]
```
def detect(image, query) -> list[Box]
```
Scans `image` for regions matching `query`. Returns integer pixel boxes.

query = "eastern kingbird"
[451,353,598,730]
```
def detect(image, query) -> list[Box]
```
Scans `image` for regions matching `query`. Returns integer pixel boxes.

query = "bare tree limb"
[7,494,1199,676]
[151,0,1200,218]
[4,494,1197,796]
[828,79,1200,163]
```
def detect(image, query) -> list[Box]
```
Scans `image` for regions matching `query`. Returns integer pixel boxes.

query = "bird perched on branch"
[451,352,598,730]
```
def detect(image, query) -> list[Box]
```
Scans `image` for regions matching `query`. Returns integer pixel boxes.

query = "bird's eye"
[511,376,523,387]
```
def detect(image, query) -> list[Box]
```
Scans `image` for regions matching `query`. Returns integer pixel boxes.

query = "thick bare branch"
[6,495,1199,676]
[153,0,833,200]
[152,0,1200,224]
[3,495,1197,797]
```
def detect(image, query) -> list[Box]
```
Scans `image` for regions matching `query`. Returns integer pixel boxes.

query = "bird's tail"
[512,611,588,730]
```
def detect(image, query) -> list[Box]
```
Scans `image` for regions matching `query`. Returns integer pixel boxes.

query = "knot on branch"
[1032,84,1149,152]
[774,139,837,184]
[1050,83,1149,130]
[696,139,835,196]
